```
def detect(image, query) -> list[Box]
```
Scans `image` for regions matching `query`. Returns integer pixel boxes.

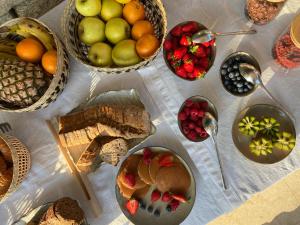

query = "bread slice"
[76,137,128,173]
[58,104,151,147]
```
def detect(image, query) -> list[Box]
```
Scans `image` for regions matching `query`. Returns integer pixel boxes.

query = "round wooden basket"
[0,134,31,203]
[62,0,167,74]
[0,17,69,112]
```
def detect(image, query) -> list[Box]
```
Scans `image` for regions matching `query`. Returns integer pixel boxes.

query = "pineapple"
[0,59,50,108]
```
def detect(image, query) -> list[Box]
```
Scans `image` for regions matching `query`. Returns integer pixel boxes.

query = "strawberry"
[171,37,180,50]
[170,199,180,211]
[167,51,173,61]
[174,47,187,60]
[171,25,183,37]
[143,147,153,165]
[126,199,139,215]
[172,194,187,203]
[163,39,173,51]
[202,39,216,47]
[151,190,161,202]
[162,192,172,202]
[180,35,192,46]
[193,66,206,78]
[182,21,199,33]
[124,173,135,187]
[183,61,194,73]
[175,65,187,78]
[159,154,174,167]
[189,45,206,58]
[199,57,209,70]
[170,59,181,69]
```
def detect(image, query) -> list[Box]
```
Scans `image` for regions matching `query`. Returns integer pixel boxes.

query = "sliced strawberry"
[151,190,161,202]
[124,173,136,187]
[170,199,180,211]
[180,35,192,46]
[174,47,187,60]
[126,199,139,215]
[159,154,175,167]
[163,39,173,51]
[143,148,153,165]
[171,25,183,37]
[172,194,188,203]
[162,192,172,202]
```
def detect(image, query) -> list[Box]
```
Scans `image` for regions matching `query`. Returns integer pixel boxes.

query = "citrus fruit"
[42,50,57,74]
[123,0,145,25]
[16,38,45,63]
[115,0,132,4]
[136,34,159,59]
[132,20,154,40]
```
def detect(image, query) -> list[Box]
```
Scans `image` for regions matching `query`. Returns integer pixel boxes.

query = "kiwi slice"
[259,117,280,137]
[274,132,296,151]
[239,116,260,137]
[249,138,273,156]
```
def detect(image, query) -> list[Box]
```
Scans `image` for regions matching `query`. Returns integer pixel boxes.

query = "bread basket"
[0,17,69,112]
[0,134,31,203]
[62,0,167,74]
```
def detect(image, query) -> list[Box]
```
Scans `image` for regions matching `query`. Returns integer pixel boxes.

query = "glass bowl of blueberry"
[220,51,261,96]
[177,96,218,142]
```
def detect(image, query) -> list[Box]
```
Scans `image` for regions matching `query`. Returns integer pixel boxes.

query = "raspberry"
[178,111,187,121]
[190,108,198,117]
[188,122,196,129]
[187,131,197,141]
[170,199,180,211]
[197,109,205,117]
[195,126,203,134]
[185,100,194,107]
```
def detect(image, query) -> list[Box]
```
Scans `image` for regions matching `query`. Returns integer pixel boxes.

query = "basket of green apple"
[62,0,167,73]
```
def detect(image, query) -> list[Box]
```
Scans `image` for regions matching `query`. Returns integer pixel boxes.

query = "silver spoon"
[192,29,257,44]
[203,112,227,190]
[239,63,295,122]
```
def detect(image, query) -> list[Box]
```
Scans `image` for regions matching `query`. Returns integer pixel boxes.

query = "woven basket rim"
[62,0,168,73]
[0,17,66,112]
[0,134,30,202]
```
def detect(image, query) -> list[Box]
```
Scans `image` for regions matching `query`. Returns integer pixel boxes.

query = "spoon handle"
[215,29,257,37]
[211,135,228,190]
[260,83,296,122]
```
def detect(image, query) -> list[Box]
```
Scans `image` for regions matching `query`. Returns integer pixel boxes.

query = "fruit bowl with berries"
[163,21,216,81]
[178,96,218,142]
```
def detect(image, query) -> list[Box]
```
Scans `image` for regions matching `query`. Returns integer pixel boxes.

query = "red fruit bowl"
[163,21,217,81]
[178,96,218,142]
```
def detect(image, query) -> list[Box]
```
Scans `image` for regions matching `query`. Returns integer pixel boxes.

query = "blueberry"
[238,88,244,93]
[166,205,172,212]
[227,67,233,72]
[227,58,233,65]
[237,82,243,88]
[224,80,230,85]
[221,69,227,75]
[244,88,249,92]
[231,77,236,81]
[236,77,241,81]
[228,73,234,79]
[140,201,146,210]
[233,81,238,85]
[227,85,233,90]
[224,75,229,80]
[222,63,228,69]
[235,72,240,77]
[247,83,254,89]
[235,56,241,61]
[233,64,238,69]
[154,209,161,217]
[234,88,238,93]
[148,205,153,213]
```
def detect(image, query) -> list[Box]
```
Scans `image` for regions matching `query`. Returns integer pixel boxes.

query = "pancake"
[137,158,153,185]
[155,163,191,194]
[148,154,162,183]
[133,185,150,200]
[117,175,135,199]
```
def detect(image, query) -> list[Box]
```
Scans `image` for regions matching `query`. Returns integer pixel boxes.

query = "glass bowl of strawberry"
[163,21,216,81]
[178,96,218,142]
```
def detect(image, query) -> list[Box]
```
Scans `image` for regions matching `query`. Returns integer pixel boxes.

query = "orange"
[123,0,145,25]
[42,50,57,75]
[136,34,159,59]
[16,38,45,63]
[132,20,154,40]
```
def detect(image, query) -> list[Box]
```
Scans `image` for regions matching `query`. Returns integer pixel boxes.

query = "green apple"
[101,0,123,21]
[75,0,101,16]
[105,18,130,45]
[112,39,142,66]
[78,17,106,46]
[88,42,113,66]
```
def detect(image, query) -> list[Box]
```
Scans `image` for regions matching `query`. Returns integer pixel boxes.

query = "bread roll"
[0,138,12,163]
[0,155,7,175]
[0,167,12,187]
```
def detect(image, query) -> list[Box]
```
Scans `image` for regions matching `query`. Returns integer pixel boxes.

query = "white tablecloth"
[1,0,300,224]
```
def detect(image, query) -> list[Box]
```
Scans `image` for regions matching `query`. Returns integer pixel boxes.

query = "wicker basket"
[62,0,167,74]
[0,17,70,112]
[0,134,31,203]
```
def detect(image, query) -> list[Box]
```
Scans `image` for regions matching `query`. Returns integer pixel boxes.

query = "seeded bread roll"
[0,138,12,163]
[76,136,128,173]
[58,104,151,147]
[0,155,7,175]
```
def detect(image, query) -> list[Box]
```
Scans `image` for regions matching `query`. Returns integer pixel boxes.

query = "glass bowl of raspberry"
[163,21,216,81]
[178,96,218,142]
